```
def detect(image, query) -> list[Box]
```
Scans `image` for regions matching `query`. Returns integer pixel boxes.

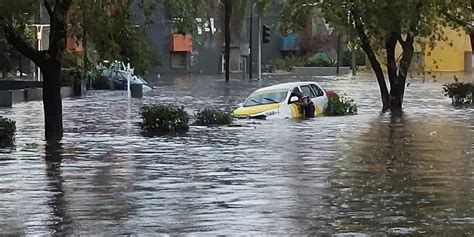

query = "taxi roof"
[253,82,319,93]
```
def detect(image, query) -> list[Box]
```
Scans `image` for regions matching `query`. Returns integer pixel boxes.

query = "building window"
[171,52,187,69]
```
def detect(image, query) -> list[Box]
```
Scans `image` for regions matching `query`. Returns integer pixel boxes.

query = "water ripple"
[0,74,473,235]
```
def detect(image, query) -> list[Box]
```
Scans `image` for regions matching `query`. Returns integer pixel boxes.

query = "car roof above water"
[253,82,319,93]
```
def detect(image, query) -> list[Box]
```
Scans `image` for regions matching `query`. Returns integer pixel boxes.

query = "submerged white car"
[233,82,329,119]
[88,60,153,93]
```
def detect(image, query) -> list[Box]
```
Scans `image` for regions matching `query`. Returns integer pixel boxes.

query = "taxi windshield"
[243,90,288,107]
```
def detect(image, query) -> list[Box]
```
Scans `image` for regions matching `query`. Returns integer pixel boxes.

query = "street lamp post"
[29,24,50,81]
[36,26,42,81]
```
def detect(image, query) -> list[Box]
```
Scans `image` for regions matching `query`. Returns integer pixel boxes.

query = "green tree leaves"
[279,0,472,111]
[1,0,160,75]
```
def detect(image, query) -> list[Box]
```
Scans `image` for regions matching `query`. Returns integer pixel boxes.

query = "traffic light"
[262,24,270,44]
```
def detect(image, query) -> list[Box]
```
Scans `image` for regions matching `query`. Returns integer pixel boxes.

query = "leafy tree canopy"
[281,0,473,51]
[0,0,161,75]
[279,0,473,112]
[164,0,220,35]
[0,0,167,140]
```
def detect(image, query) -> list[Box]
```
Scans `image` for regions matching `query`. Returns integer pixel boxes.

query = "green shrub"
[273,54,341,71]
[443,82,473,105]
[305,57,334,67]
[88,68,114,90]
[194,108,233,126]
[341,50,367,67]
[325,96,358,116]
[139,104,190,133]
[0,117,16,148]
[273,57,294,72]
[60,69,82,87]
[92,74,112,90]
[272,55,305,71]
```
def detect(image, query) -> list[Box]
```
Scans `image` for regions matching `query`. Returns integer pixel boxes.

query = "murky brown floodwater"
[0,73,473,236]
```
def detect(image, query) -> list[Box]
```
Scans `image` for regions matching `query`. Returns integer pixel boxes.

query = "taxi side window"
[288,87,301,103]
[310,84,324,97]
[300,85,316,98]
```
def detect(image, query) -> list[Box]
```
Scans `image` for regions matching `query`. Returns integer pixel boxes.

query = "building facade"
[397,26,473,73]
[422,27,472,72]
[134,1,287,76]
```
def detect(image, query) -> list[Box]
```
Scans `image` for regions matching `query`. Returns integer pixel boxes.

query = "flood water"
[0,73,473,236]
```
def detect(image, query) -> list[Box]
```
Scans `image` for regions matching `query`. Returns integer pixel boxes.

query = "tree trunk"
[374,63,391,112]
[42,61,63,141]
[224,0,232,82]
[352,9,390,111]
[397,39,415,108]
[386,33,403,115]
[349,3,422,114]
[19,55,23,77]
[3,0,71,142]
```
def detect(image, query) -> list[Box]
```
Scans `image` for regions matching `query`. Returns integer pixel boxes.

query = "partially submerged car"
[88,61,153,93]
[233,82,329,119]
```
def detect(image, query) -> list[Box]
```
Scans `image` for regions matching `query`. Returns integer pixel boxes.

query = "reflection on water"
[43,142,71,235]
[332,114,473,236]
[0,74,473,235]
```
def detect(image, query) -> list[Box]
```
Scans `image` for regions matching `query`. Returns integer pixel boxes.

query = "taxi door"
[299,84,323,116]
[279,89,304,118]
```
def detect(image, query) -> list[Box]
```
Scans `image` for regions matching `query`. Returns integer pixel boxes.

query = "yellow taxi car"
[232,82,329,119]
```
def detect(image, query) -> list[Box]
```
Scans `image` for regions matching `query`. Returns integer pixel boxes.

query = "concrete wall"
[0,78,85,107]
[0,87,76,108]
[0,81,42,90]
[293,67,350,76]
[0,90,24,107]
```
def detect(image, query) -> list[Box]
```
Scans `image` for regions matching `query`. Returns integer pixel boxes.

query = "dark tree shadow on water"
[385,113,406,169]
[44,141,73,236]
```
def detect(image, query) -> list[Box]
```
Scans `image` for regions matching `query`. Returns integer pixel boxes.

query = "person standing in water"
[290,87,315,118]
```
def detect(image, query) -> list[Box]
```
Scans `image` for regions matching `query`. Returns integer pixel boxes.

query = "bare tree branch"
[44,0,54,17]
[3,25,44,66]
[48,0,73,60]
[398,35,406,48]
[0,17,7,29]
[53,0,59,16]
[407,0,422,42]
[442,12,474,29]
[351,6,390,108]
[385,32,399,84]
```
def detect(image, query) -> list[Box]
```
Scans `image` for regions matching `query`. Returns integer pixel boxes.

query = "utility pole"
[249,2,256,79]
[336,33,341,75]
[38,1,42,81]
[348,10,356,76]
[257,7,262,80]
[351,43,357,76]
[30,25,48,81]
[19,55,23,78]
[224,0,232,82]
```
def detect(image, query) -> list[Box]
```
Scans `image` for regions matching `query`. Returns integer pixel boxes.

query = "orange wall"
[66,10,83,52]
